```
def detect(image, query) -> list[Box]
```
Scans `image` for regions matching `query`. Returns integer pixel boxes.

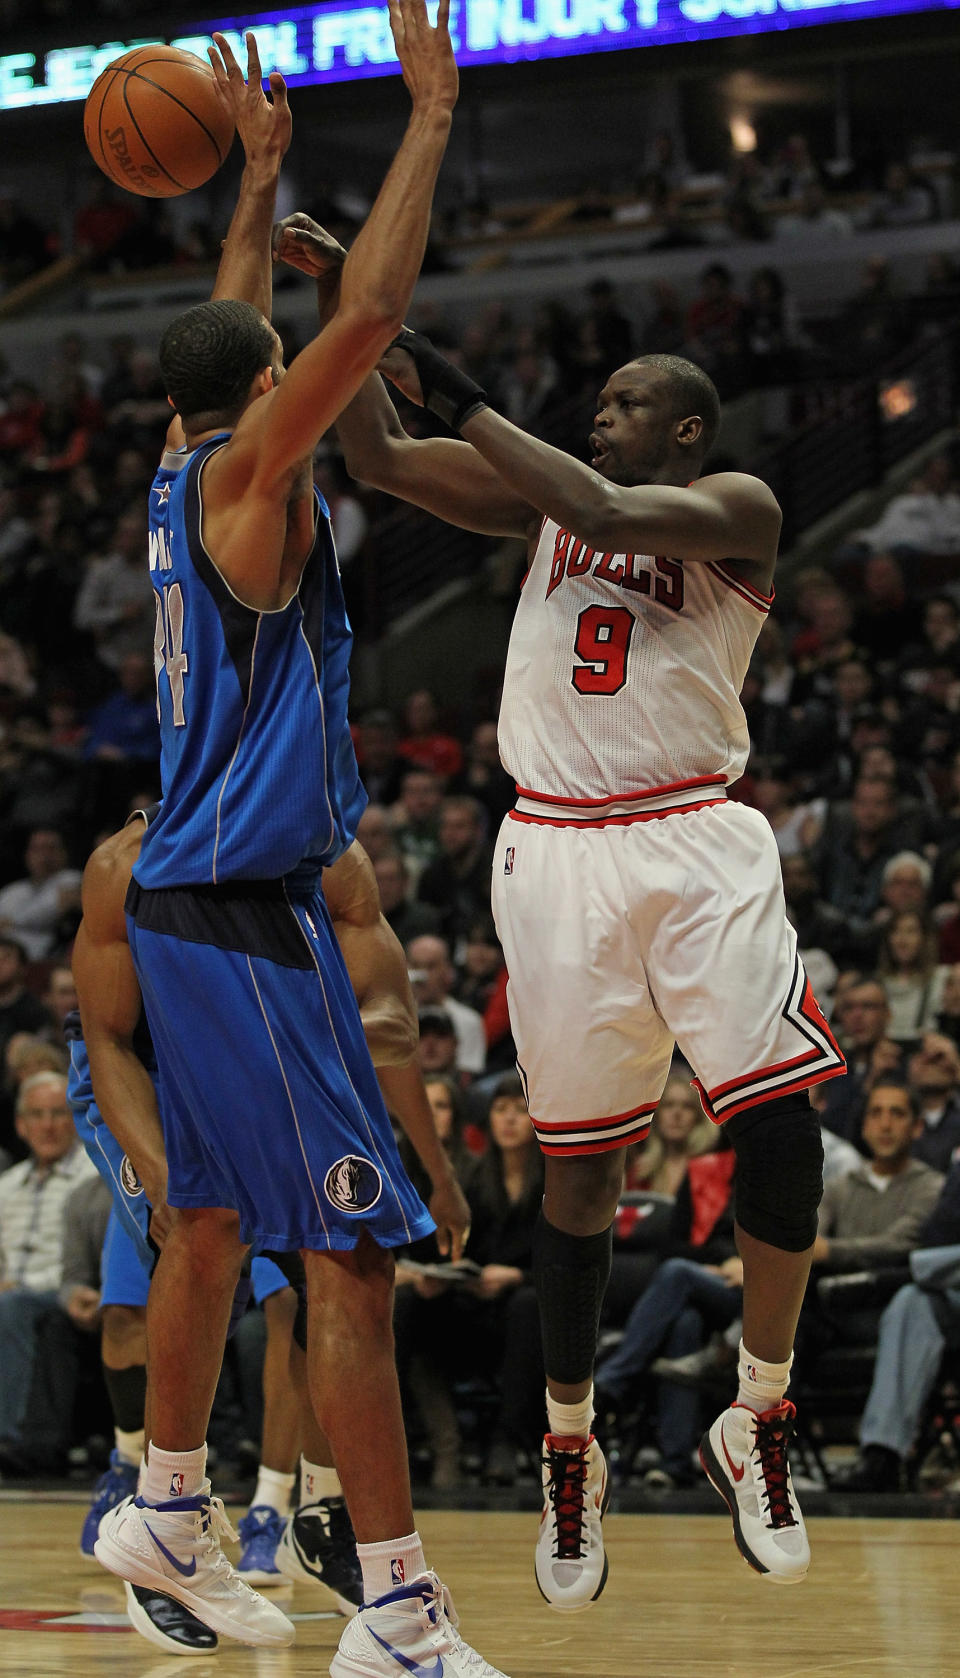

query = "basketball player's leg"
[236,1272,299,1587]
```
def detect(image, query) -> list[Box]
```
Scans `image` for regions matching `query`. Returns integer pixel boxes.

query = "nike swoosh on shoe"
[369,1627,443,1676]
[720,1426,745,1484]
[144,1523,199,1577]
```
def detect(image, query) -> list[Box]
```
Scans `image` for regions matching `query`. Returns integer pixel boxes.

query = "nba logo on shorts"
[169,1472,184,1497]
[504,846,515,876]
[391,1558,405,1587]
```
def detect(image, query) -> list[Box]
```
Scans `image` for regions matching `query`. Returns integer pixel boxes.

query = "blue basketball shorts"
[100,1206,151,1308]
[67,1037,154,1276]
[252,1255,289,1304]
[125,877,433,1253]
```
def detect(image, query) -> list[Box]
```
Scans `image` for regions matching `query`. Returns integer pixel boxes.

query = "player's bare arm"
[271,214,537,540]
[198,0,458,610]
[323,842,471,1258]
[461,411,781,581]
[72,828,169,1221]
[207,31,291,316]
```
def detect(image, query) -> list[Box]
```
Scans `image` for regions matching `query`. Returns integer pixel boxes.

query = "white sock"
[546,1386,594,1442]
[137,1455,148,1496]
[251,1465,295,1514]
[115,1426,144,1468]
[300,1456,342,1507]
[356,1531,426,1602]
[736,1341,793,1413]
[142,1441,207,1504]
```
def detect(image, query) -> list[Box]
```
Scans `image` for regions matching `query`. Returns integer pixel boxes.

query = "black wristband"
[392,327,487,432]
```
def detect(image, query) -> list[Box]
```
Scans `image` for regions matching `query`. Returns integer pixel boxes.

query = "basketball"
[83,45,235,198]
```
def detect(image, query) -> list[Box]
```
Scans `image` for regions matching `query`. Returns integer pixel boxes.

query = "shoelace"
[190,1497,259,1594]
[544,1442,589,1559]
[751,1404,798,1530]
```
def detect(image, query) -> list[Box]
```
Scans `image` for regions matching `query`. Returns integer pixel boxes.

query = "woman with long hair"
[877,909,948,1043]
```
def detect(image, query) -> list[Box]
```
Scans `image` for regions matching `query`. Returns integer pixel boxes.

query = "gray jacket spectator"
[0,828,81,962]
[814,1078,943,1272]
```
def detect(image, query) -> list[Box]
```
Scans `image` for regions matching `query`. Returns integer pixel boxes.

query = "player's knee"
[544,1149,624,1236]
[102,1303,146,1364]
[727,1092,823,1253]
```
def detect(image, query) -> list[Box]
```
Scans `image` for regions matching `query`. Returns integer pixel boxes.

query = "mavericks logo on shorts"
[324,1155,383,1215]
[120,1154,144,1197]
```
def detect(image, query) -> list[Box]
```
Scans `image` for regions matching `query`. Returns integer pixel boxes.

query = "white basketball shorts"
[491,787,844,1157]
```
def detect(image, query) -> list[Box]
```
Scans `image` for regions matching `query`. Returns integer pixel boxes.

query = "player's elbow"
[362,1000,418,1068]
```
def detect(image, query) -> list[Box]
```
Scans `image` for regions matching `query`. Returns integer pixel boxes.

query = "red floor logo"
[0,1609,129,1633]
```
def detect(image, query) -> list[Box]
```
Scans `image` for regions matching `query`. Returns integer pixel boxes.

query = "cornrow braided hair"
[159,299,276,424]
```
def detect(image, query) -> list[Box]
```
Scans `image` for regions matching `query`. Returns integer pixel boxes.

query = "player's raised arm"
[225,0,458,497]
[72,832,168,1215]
[207,30,291,316]
[272,213,538,539]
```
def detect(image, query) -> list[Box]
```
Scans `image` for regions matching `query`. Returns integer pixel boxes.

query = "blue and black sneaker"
[80,1450,139,1559]
[236,1504,287,1587]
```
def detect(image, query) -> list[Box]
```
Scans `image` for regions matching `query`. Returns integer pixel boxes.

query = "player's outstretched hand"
[272,212,347,279]
[208,29,291,174]
[389,0,458,116]
[429,1170,471,1263]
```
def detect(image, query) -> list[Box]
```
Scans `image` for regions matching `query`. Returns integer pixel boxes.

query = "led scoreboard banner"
[0,0,955,110]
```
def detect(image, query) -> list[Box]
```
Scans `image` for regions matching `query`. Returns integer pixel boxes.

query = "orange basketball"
[83,45,235,198]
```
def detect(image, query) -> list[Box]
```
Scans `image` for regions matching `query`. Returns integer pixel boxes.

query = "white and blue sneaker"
[330,1571,510,1677]
[94,1484,295,1647]
[80,1450,139,1558]
[236,1504,287,1587]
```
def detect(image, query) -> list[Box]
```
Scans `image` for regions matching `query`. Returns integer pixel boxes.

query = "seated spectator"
[81,653,161,828]
[416,1008,462,1082]
[935,964,960,1047]
[742,266,805,384]
[770,133,822,201]
[622,1076,714,1200]
[397,689,463,780]
[876,852,933,929]
[871,162,935,229]
[417,796,493,952]
[684,263,746,394]
[375,850,441,947]
[582,278,634,370]
[834,256,907,370]
[0,1071,96,1475]
[775,182,853,241]
[813,1076,943,1277]
[454,916,506,1021]
[451,721,515,830]
[355,710,407,808]
[390,768,443,882]
[499,343,561,435]
[899,597,960,695]
[782,852,865,974]
[41,966,78,1041]
[815,776,920,926]
[906,1034,960,1173]
[0,828,81,963]
[856,456,960,558]
[820,977,902,1147]
[0,937,53,1095]
[877,911,948,1044]
[841,1156,960,1492]
[407,935,487,1076]
[851,554,921,667]
[355,802,398,865]
[749,758,823,859]
[73,512,156,674]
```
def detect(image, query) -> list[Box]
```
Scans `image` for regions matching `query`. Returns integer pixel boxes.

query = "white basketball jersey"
[498,518,772,803]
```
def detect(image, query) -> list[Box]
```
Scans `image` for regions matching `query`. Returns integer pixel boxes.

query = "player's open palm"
[208,29,291,170]
[389,0,458,115]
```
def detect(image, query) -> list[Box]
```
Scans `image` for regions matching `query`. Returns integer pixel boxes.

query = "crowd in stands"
[1,201,960,1497]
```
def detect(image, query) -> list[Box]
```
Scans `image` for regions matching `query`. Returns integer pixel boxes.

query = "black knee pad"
[726,1092,823,1253]
[533,1214,613,1386]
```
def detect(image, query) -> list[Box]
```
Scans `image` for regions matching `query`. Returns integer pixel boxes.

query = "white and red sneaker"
[534,1434,609,1613]
[700,1400,810,1584]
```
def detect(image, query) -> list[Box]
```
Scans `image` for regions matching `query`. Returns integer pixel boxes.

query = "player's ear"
[677,414,703,450]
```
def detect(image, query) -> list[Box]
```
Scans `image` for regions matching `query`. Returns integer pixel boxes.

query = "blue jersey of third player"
[135,435,365,888]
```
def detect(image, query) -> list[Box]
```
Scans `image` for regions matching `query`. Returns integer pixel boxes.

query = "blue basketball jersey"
[135,436,365,889]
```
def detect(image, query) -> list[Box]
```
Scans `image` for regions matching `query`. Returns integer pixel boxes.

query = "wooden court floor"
[0,1503,956,1678]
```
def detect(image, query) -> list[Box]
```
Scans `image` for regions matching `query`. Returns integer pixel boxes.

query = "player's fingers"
[211,31,242,80]
[268,71,289,107]
[436,0,451,32]
[436,1225,450,1257]
[388,0,405,52]
[404,0,429,34]
[244,30,264,89]
[207,42,228,84]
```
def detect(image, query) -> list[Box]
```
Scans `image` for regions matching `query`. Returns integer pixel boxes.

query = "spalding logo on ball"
[83,45,235,198]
